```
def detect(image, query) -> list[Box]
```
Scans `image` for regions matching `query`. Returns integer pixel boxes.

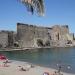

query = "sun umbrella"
[0,54,7,60]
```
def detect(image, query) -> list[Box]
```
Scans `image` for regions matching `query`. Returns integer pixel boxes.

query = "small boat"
[0,54,7,60]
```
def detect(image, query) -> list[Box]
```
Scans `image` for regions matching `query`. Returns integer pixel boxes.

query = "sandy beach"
[0,60,74,75]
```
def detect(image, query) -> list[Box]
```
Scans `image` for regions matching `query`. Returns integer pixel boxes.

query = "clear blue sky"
[0,0,75,33]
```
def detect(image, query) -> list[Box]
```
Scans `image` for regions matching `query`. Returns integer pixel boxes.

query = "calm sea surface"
[0,47,75,74]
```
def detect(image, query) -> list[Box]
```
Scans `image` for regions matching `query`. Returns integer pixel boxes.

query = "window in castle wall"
[58,33,59,40]
[49,36,52,40]
[56,33,59,40]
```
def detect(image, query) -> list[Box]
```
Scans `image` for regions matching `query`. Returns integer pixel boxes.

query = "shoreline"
[0,46,75,51]
[0,60,74,75]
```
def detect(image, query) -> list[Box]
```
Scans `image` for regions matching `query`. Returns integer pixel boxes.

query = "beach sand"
[0,60,74,75]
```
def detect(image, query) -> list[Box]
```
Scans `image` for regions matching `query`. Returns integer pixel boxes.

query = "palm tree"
[19,0,45,16]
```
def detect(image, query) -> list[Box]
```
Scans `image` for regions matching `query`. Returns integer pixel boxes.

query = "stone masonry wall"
[0,23,73,48]
[0,31,8,48]
[17,23,73,48]
[17,23,50,48]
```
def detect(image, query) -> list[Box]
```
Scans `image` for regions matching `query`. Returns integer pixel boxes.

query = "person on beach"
[18,66,29,71]
[3,59,9,67]
[43,72,49,75]
[58,65,61,73]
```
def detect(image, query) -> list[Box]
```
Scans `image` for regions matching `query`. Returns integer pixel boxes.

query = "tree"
[19,0,45,16]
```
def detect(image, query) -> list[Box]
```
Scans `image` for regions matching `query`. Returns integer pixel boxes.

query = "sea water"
[0,47,75,74]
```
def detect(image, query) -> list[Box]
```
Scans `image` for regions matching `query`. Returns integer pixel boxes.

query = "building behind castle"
[0,23,75,49]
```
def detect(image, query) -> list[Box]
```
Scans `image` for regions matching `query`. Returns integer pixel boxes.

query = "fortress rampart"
[17,23,74,48]
[0,23,74,48]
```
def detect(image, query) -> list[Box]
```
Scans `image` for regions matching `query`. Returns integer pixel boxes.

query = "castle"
[0,23,75,48]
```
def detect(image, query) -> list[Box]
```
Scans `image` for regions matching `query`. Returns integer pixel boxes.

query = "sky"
[0,0,75,33]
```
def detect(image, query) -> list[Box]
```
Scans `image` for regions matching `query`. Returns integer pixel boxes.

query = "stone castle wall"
[0,31,15,48]
[0,23,74,48]
[0,31,8,48]
[17,23,51,48]
[50,25,69,47]
[17,23,73,48]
